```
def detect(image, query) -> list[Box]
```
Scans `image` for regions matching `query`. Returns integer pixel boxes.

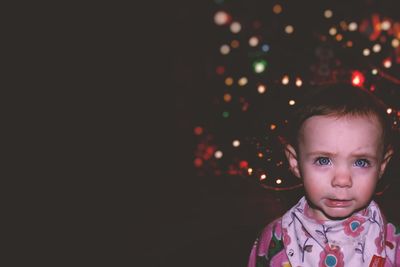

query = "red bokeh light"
[239,160,248,169]
[351,71,365,87]
[194,126,203,135]
[216,66,225,75]
[194,158,203,167]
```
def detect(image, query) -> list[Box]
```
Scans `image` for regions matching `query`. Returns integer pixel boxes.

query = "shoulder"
[254,217,283,256]
[248,217,286,267]
[386,221,400,242]
[385,222,400,264]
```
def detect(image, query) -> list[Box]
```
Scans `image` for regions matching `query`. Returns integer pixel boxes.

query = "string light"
[289,100,295,106]
[272,4,282,14]
[230,22,242,33]
[383,58,392,68]
[346,41,353,47]
[257,84,266,94]
[295,77,302,87]
[324,9,333,18]
[270,124,277,130]
[225,77,233,86]
[239,160,248,169]
[247,168,253,175]
[253,59,267,73]
[335,34,343,41]
[238,77,248,86]
[329,27,337,36]
[230,40,240,48]
[194,158,203,167]
[371,69,378,75]
[223,93,232,102]
[260,174,267,180]
[381,20,391,31]
[249,36,259,47]
[220,44,230,55]
[261,44,270,52]
[348,22,357,31]
[370,85,376,91]
[282,75,289,85]
[232,140,240,147]
[214,150,223,158]
[216,66,225,75]
[285,25,294,34]
[194,126,203,135]
[214,11,230,25]
[222,111,229,118]
[372,44,381,53]
[363,48,371,56]
[351,71,365,87]
[276,178,282,184]
[392,39,399,48]
[387,108,393,114]
[340,21,348,31]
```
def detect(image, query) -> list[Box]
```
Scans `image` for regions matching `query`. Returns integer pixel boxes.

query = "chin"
[324,213,352,220]
[322,208,356,220]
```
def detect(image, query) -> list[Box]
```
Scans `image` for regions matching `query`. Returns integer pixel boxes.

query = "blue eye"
[354,159,370,168]
[315,157,331,166]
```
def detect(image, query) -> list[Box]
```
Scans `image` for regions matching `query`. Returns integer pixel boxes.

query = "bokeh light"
[223,93,232,102]
[214,150,223,158]
[220,44,230,55]
[230,22,242,33]
[372,44,381,53]
[272,4,282,14]
[348,22,357,31]
[257,84,266,94]
[363,48,370,56]
[194,126,203,135]
[232,140,240,147]
[392,39,399,48]
[261,44,270,52]
[214,11,230,25]
[225,77,233,86]
[295,77,302,87]
[282,75,289,85]
[238,77,248,86]
[253,59,267,73]
[285,25,294,34]
[383,58,392,68]
[249,36,259,47]
[324,9,333,18]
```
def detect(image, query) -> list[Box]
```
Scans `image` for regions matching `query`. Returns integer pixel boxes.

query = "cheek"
[354,178,378,195]
[303,177,325,197]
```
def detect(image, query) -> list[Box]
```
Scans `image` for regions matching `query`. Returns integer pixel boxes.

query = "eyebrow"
[305,151,378,160]
[305,151,336,157]
[349,152,378,160]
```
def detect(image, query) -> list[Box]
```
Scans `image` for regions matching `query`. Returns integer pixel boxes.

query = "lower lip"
[325,199,352,208]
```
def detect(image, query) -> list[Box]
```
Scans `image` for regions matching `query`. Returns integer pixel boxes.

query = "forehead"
[298,114,384,151]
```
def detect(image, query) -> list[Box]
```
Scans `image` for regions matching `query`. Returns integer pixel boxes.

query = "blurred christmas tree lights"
[193,0,400,191]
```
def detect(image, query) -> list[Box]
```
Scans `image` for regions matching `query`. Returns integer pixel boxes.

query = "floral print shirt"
[248,197,400,267]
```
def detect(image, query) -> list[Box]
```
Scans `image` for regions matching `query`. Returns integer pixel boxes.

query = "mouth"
[324,198,352,208]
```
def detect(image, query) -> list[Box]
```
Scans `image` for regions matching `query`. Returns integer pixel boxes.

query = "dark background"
[146,1,400,266]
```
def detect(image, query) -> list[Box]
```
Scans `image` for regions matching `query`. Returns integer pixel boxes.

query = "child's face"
[285,114,392,220]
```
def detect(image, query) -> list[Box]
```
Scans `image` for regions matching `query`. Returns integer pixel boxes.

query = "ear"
[379,147,394,179]
[284,144,301,178]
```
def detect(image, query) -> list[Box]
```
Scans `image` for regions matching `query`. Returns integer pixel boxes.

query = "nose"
[331,168,353,188]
